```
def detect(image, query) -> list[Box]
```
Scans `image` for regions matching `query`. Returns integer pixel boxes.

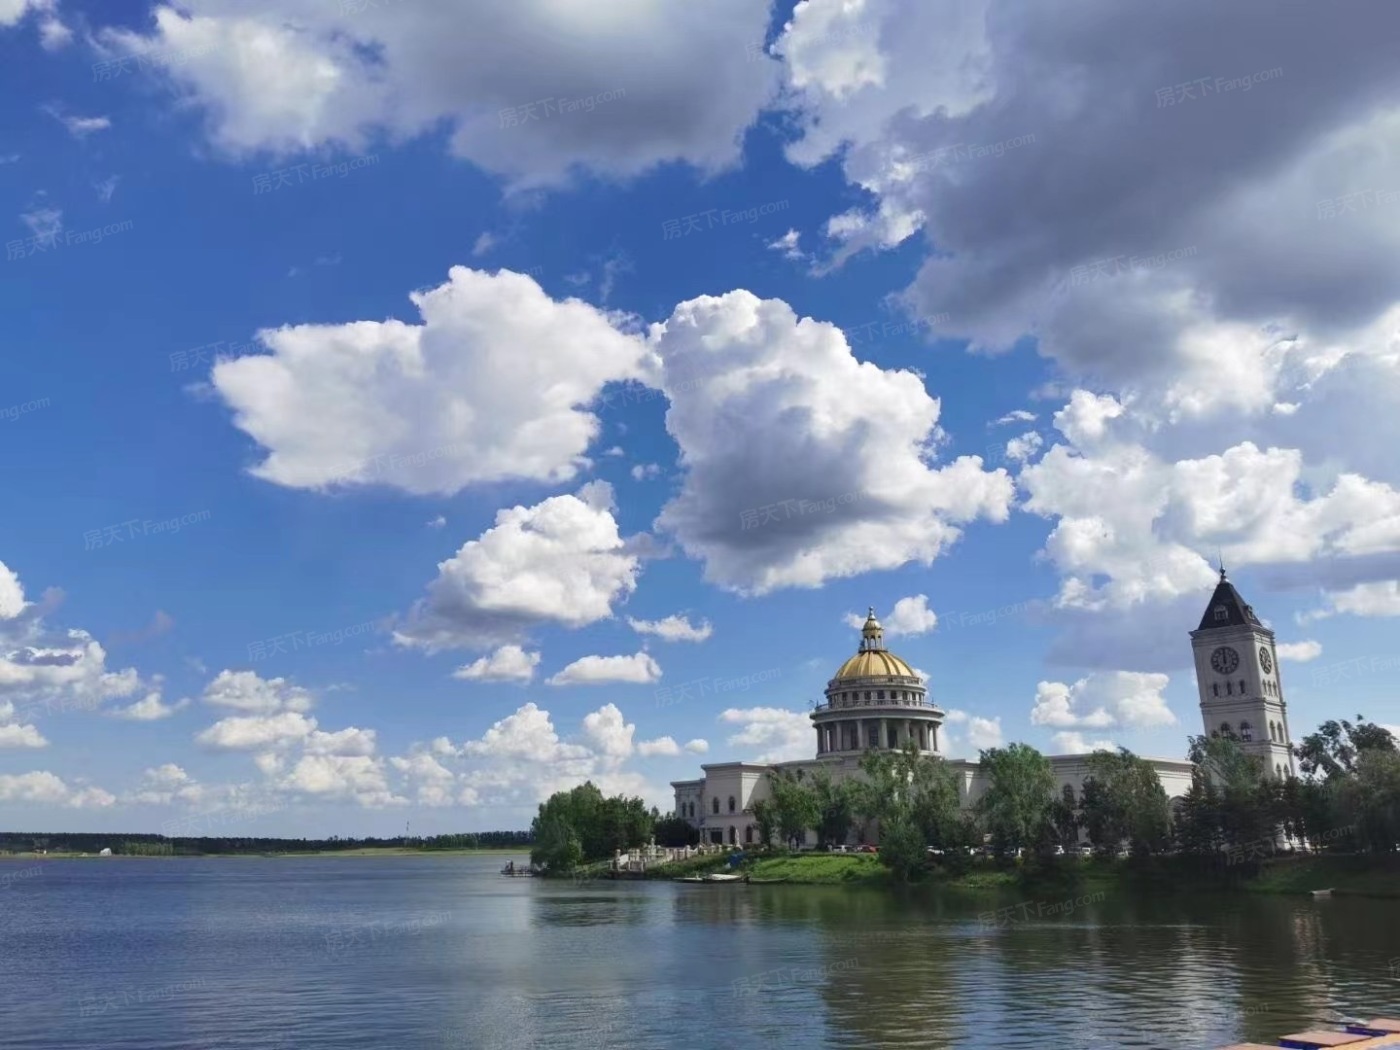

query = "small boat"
[703,872,744,882]
[500,863,536,877]
[1311,887,1333,898]
[675,875,707,883]
[746,877,787,884]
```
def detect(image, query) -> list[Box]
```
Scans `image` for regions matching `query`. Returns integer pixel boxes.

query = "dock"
[1218,1018,1400,1050]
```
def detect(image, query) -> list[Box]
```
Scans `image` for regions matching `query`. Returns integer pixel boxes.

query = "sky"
[1,0,1399,837]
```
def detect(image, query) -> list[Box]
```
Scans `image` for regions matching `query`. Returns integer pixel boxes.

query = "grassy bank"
[630,851,1400,898]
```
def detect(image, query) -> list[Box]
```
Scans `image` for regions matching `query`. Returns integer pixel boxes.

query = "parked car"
[926,847,945,856]
[1052,845,1065,856]
[1076,845,1094,856]
[855,844,878,854]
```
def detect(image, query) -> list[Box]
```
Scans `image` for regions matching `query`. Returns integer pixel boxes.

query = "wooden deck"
[1217,1021,1400,1050]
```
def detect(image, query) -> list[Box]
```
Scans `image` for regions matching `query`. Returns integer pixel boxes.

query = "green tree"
[1294,717,1397,781]
[976,743,1056,856]
[1333,747,1400,853]
[653,815,699,847]
[808,771,857,849]
[1080,749,1171,857]
[1050,784,1080,851]
[877,815,926,882]
[750,798,776,849]
[529,782,654,864]
[530,817,582,873]
[767,768,819,849]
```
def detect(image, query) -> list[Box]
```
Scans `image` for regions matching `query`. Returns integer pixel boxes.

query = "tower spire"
[1218,550,1227,582]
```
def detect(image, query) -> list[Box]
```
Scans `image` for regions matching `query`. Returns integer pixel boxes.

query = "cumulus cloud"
[0,559,149,718]
[650,291,1014,594]
[547,652,662,687]
[626,614,713,643]
[125,764,206,806]
[1004,431,1044,465]
[1308,580,1400,619]
[1276,640,1323,662]
[1032,672,1177,733]
[0,770,113,808]
[395,483,641,652]
[196,711,316,751]
[992,410,1037,427]
[110,692,190,721]
[212,267,648,496]
[844,595,938,636]
[636,736,681,757]
[200,669,314,714]
[719,707,812,763]
[452,645,540,683]
[630,463,662,481]
[41,106,110,138]
[0,722,47,748]
[683,738,709,754]
[943,709,1004,756]
[1050,731,1118,755]
[399,702,668,812]
[97,1,776,189]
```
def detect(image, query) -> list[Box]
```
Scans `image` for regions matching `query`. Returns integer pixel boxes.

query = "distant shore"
[0,847,528,860]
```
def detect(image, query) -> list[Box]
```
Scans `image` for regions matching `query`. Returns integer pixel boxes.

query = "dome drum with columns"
[811,608,945,755]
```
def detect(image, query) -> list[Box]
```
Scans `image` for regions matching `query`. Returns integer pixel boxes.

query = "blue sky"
[2,0,1399,836]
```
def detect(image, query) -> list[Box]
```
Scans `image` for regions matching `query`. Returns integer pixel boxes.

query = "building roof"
[1196,569,1263,631]
[831,607,920,681]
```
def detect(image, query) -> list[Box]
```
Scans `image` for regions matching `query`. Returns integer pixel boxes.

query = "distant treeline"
[0,831,532,855]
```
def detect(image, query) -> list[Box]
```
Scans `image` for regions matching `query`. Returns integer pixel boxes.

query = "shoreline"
[0,847,529,860]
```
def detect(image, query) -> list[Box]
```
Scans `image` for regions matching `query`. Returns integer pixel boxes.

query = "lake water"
[3,854,1398,1049]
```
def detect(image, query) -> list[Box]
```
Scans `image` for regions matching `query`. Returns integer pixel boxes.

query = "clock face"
[1210,646,1240,675]
[1259,647,1273,674]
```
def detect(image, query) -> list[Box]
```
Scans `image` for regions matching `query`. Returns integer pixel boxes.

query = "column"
[905,719,913,749]
[816,726,824,754]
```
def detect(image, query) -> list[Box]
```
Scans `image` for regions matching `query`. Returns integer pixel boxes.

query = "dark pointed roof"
[1196,569,1263,630]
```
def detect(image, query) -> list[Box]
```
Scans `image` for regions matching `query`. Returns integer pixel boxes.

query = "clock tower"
[1189,568,1295,780]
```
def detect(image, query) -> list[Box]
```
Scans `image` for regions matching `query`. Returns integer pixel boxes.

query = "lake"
[2,854,1397,1049]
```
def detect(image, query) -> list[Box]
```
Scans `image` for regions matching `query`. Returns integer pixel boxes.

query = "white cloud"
[941,709,1004,756]
[0,722,47,748]
[651,291,1014,594]
[36,11,70,49]
[1004,431,1043,464]
[0,770,113,808]
[410,702,668,813]
[19,205,61,246]
[637,736,681,757]
[549,652,662,687]
[0,560,149,718]
[1276,640,1323,662]
[196,711,316,751]
[305,727,377,757]
[396,483,640,652]
[125,764,206,806]
[992,410,1037,427]
[111,692,190,721]
[683,738,709,754]
[0,562,24,619]
[43,108,110,138]
[719,707,813,764]
[471,232,497,257]
[200,670,314,714]
[452,645,540,683]
[278,754,399,806]
[212,267,648,496]
[1033,672,1176,732]
[767,228,805,261]
[1310,581,1400,619]
[98,1,776,190]
[843,595,938,636]
[426,515,446,529]
[627,614,713,643]
[1050,731,1118,755]
[630,463,661,481]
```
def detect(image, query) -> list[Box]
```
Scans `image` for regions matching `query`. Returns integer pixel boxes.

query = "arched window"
[728,796,736,814]
[877,690,885,700]
[1212,683,1219,697]
[864,691,872,701]
[1275,764,1283,779]
[712,797,719,815]
[744,825,753,844]
[728,826,737,845]
[1220,722,1232,736]
[1239,721,1253,741]
[1225,681,1232,695]
[1239,679,1246,694]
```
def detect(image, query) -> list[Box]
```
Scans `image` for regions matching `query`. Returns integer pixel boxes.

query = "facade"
[670,580,1287,846]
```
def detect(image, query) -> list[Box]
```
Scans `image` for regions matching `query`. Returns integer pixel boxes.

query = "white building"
[669,576,1293,846]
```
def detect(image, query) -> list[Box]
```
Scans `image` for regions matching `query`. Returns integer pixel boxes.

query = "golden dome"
[833,649,918,681]
[831,606,920,681]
